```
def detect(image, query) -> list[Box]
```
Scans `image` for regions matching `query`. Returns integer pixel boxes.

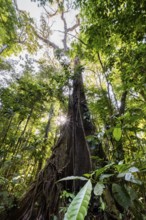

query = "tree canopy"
[0,0,146,219]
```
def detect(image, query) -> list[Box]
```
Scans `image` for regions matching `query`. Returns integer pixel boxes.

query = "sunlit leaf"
[58,176,88,182]
[113,127,122,141]
[64,180,92,220]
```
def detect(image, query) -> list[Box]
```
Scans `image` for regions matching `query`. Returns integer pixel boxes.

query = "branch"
[13,0,26,15]
[61,8,68,51]
[67,15,80,32]
[54,30,87,46]
[119,91,128,115]
[35,31,59,50]
[43,6,58,17]
[97,52,105,72]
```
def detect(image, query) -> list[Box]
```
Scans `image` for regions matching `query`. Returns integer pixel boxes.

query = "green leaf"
[94,167,107,177]
[94,163,114,178]
[125,173,132,181]
[125,173,142,185]
[114,163,130,173]
[99,174,114,180]
[117,166,142,185]
[58,176,88,182]
[113,127,122,141]
[83,173,91,178]
[128,167,139,173]
[117,165,139,176]
[126,186,137,201]
[112,183,132,209]
[64,180,92,220]
[117,172,127,178]
[94,182,105,196]
[60,190,75,199]
[100,197,106,211]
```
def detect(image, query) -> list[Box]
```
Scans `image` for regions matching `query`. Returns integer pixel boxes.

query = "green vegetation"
[0,0,146,219]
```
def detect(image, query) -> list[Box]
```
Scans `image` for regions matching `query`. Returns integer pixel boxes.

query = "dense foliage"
[0,0,146,219]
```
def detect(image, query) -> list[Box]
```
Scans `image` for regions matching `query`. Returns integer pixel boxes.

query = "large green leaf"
[112,183,131,209]
[64,180,92,220]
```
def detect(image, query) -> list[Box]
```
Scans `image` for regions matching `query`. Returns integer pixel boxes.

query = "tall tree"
[0,0,146,219]
[1,1,97,219]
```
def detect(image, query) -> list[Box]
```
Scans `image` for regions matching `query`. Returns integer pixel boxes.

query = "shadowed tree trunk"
[36,104,54,176]
[2,64,96,220]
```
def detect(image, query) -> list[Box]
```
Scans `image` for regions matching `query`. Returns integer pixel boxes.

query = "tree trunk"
[36,104,54,175]
[2,65,96,220]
